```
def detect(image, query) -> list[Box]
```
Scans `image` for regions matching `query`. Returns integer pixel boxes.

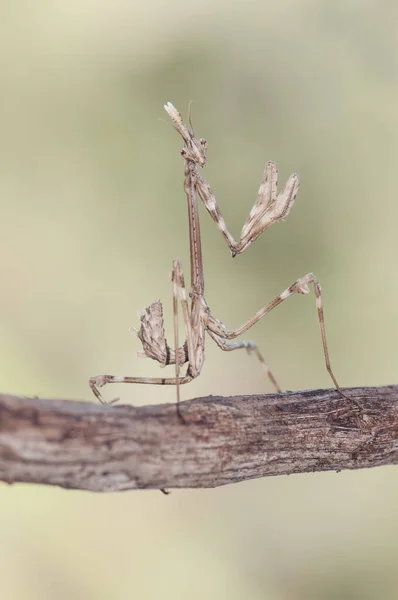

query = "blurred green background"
[1,0,398,598]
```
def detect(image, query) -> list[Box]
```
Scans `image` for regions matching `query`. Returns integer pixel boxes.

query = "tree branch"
[0,386,397,492]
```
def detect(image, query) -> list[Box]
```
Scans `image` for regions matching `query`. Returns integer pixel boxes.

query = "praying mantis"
[89,102,345,405]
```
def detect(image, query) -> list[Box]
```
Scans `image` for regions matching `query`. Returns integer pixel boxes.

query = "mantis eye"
[200,138,207,147]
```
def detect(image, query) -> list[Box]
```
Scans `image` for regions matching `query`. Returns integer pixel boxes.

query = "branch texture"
[0,386,397,492]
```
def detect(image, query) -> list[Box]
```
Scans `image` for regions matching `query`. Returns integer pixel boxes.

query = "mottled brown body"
[90,103,343,404]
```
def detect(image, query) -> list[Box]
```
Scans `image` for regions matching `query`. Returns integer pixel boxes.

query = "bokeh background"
[1,1,398,598]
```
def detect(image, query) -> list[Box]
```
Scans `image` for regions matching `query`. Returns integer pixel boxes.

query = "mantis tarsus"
[90,102,346,406]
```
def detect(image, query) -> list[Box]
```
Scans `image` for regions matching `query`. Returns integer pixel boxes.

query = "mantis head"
[164,102,207,167]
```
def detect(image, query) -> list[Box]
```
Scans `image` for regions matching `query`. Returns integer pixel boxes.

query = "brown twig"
[0,386,397,492]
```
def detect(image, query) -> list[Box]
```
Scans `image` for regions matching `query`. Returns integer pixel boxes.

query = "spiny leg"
[207,329,281,393]
[195,161,299,256]
[207,273,350,399]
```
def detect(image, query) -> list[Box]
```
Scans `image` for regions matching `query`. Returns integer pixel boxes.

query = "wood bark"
[0,386,397,492]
